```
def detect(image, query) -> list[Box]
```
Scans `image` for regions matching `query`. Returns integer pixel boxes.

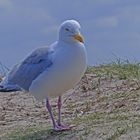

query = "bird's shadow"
[36,127,76,140]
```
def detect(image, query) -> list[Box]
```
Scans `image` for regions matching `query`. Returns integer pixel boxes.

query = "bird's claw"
[54,123,75,131]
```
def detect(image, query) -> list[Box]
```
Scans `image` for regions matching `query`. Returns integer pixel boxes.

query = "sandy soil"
[1,74,140,139]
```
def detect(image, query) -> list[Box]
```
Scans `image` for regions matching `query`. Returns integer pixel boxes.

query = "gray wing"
[7,47,54,91]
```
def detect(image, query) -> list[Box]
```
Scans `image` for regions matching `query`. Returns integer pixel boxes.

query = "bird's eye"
[65,28,70,31]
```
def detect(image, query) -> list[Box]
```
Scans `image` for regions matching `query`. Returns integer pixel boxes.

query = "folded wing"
[1,47,53,91]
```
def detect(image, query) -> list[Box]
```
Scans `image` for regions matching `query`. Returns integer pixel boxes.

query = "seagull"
[0,20,87,131]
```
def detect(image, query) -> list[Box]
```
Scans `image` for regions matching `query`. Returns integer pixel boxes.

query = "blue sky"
[0,0,140,68]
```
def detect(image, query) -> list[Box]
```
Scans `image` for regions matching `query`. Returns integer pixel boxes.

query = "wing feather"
[7,47,53,91]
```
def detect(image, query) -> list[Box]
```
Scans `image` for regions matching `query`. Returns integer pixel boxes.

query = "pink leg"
[57,96,73,130]
[57,96,62,126]
[46,97,74,131]
[46,97,72,131]
[46,98,56,128]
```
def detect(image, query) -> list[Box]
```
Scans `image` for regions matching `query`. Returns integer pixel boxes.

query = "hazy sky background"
[0,0,140,68]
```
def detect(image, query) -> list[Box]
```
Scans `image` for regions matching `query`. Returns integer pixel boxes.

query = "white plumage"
[0,20,87,131]
[30,39,87,99]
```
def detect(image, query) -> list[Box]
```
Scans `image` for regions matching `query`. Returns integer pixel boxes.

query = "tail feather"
[0,75,22,92]
[0,84,22,92]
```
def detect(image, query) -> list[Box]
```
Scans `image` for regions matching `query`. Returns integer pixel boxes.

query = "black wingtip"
[0,86,22,92]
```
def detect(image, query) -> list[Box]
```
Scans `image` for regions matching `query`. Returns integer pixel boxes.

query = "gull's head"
[58,20,84,44]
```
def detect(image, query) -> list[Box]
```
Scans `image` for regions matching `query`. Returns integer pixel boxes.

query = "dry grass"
[1,61,140,140]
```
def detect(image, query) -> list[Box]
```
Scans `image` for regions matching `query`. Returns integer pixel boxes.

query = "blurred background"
[0,0,140,68]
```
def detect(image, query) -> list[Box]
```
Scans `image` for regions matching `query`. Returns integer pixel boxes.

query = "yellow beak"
[74,34,84,43]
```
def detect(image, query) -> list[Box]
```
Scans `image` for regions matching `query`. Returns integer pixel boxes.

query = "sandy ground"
[1,74,140,139]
